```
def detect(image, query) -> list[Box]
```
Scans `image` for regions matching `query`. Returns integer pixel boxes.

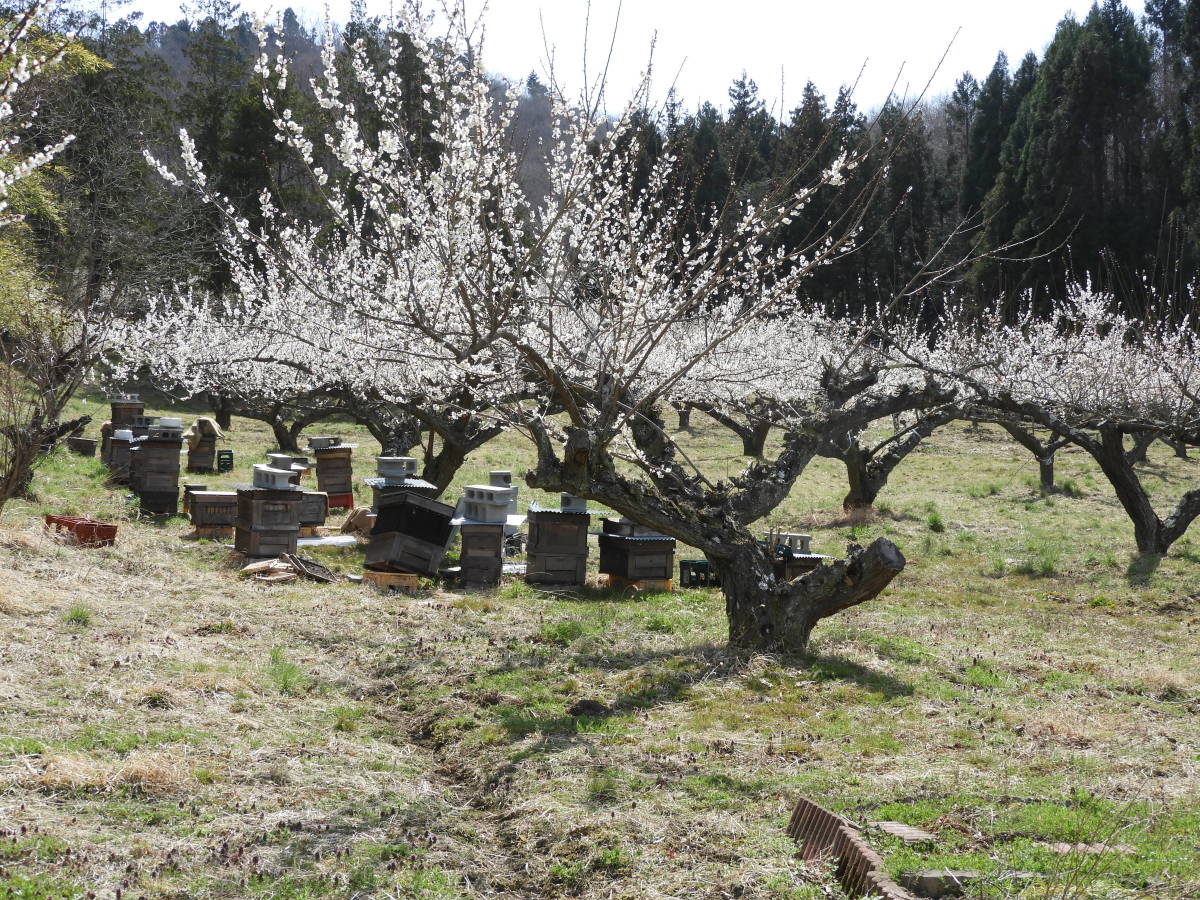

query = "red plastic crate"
[43,514,118,547]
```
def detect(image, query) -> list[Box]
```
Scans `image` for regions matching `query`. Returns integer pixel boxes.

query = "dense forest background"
[12,0,1200,322]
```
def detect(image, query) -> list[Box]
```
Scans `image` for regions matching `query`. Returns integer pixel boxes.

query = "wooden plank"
[605,575,673,592]
[361,570,420,594]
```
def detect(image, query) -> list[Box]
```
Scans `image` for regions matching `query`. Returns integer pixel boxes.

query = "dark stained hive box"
[298,491,329,526]
[189,491,237,527]
[106,435,132,483]
[459,523,504,585]
[67,437,97,457]
[109,398,144,428]
[526,508,590,585]
[598,533,676,581]
[187,436,217,473]
[235,487,302,557]
[367,477,440,509]
[365,492,455,575]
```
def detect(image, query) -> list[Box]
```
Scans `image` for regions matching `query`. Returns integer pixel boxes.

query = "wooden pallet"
[361,570,420,594]
[604,574,673,592]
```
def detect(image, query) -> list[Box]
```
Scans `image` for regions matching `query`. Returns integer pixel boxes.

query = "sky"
[122,0,1149,112]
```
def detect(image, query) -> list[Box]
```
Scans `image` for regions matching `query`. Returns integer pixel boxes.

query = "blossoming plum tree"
[932,290,1200,554]
[142,2,961,650]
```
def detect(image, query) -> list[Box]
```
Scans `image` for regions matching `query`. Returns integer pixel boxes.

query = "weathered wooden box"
[526,552,588,585]
[528,511,588,555]
[365,531,447,575]
[460,523,504,585]
[234,527,298,558]
[602,517,664,538]
[598,534,676,581]
[526,509,589,585]
[298,491,329,526]
[190,491,237,527]
[67,437,97,457]
[107,434,132,483]
[109,398,143,427]
[139,490,179,517]
[314,447,354,494]
[134,438,183,494]
[365,492,455,575]
[236,489,302,531]
[187,436,217,473]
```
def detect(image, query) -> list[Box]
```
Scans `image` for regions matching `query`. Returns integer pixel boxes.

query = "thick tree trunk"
[1163,438,1189,459]
[270,416,301,453]
[209,394,233,431]
[999,422,1065,493]
[695,403,772,457]
[841,444,882,511]
[720,539,907,651]
[672,402,692,430]
[742,421,772,458]
[1096,427,1169,554]
[421,440,468,496]
[1125,431,1156,466]
[1038,455,1055,494]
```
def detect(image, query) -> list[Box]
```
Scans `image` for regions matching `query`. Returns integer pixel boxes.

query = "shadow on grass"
[490,641,913,748]
[1125,553,1162,586]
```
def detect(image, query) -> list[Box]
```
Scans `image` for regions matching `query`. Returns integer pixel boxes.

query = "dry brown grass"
[0,415,1197,898]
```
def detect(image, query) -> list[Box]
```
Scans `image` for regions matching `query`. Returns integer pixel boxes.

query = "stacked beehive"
[526,494,590,585]
[364,456,439,509]
[186,424,218,473]
[365,492,456,575]
[308,437,355,509]
[235,464,303,557]
[456,480,518,585]
[598,518,676,587]
[133,418,184,515]
[107,428,134,484]
[103,395,143,465]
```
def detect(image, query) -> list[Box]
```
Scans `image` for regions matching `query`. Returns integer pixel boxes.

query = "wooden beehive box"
[365,532,447,575]
[313,446,354,494]
[107,434,132,483]
[528,510,588,555]
[598,534,676,581]
[136,437,183,494]
[298,491,329,526]
[109,398,144,427]
[236,489,302,531]
[234,527,298,558]
[459,523,504,585]
[187,436,217,473]
[366,492,455,575]
[526,509,590,585]
[189,491,237,527]
[526,552,588,585]
[67,436,97,457]
[139,490,180,517]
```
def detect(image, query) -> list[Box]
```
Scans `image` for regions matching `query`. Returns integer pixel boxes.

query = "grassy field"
[1,391,1198,899]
